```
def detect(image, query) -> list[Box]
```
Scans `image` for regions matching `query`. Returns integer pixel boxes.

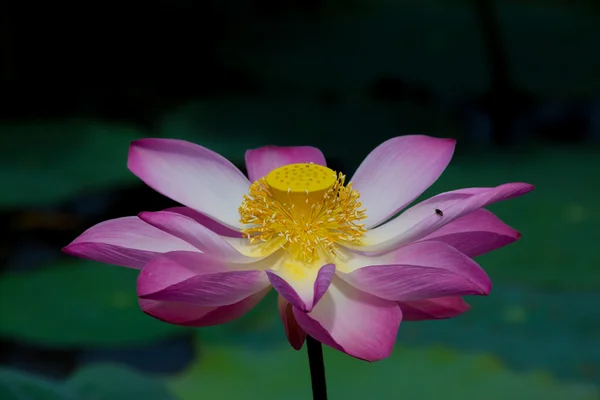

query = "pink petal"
[62,216,198,269]
[266,264,335,312]
[339,241,491,301]
[139,298,215,325]
[418,208,520,257]
[164,207,241,238]
[138,210,260,263]
[293,277,402,362]
[351,135,456,229]
[140,286,270,327]
[128,138,250,230]
[245,145,327,182]
[360,182,534,253]
[398,297,471,321]
[137,251,270,306]
[277,295,307,350]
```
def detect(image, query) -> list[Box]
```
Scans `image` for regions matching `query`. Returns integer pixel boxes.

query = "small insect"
[434,208,444,217]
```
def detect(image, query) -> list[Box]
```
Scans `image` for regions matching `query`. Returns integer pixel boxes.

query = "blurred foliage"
[399,286,600,380]
[221,2,600,97]
[169,342,598,400]
[0,368,68,400]
[0,261,186,347]
[4,334,595,400]
[67,364,176,400]
[0,120,142,209]
[0,364,176,400]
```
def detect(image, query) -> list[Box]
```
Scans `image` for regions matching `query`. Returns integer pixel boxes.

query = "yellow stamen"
[239,163,367,263]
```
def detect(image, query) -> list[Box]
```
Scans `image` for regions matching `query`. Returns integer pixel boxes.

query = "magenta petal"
[399,297,471,321]
[139,210,252,263]
[351,135,456,228]
[266,264,335,312]
[137,251,269,306]
[293,277,402,362]
[245,145,327,182]
[339,241,491,301]
[418,208,520,257]
[140,286,270,327]
[139,298,215,325]
[266,271,305,309]
[278,295,307,350]
[193,286,270,326]
[362,182,534,253]
[127,138,250,230]
[164,207,241,238]
[62,216,198,269]
[313,264,336,306]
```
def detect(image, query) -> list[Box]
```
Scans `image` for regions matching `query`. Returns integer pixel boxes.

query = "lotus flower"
[63,136,533,362]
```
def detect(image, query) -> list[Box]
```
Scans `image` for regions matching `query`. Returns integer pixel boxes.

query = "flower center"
[239,163,367,262]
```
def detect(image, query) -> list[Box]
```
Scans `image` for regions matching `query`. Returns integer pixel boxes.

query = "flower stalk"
[306,335,328,400]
